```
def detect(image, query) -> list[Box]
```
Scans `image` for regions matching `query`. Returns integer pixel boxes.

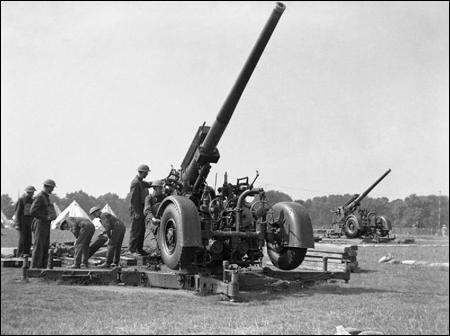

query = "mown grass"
[1,229,449,335]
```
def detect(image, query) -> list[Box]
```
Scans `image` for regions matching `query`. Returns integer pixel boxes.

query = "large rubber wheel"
[266,243,307,270]
[157,203,196,270]
[377,216,391,237]
[344,215,360,238]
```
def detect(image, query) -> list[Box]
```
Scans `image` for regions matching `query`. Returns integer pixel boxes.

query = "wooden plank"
[304,256,348,264]
[299,261,348,272]
[310,243,358,253]
[306,251,348,259]
[1,258,23,267]
[2,258,62,268]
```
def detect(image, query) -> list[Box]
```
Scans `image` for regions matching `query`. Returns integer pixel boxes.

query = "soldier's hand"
[134,213,141,220]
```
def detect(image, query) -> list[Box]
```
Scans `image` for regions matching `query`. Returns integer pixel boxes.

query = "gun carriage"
[331,169,392,239]
[151,2,314,272]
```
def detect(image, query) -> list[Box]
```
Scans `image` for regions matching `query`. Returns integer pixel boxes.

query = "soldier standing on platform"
[30,179,57,268]
[14,185,36,257]
[128,164,153,256]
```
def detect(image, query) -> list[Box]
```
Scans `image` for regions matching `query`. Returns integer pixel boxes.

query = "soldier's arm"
[72,222,80,239]
[142,181,153,188]
[14,199,23,228]
[129,181,141,214]
[100,214,113,236]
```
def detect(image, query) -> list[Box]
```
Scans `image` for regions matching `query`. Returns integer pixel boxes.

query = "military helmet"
[137,164,150,173]
[152,179,164,187]
[89,206,101,215]
[25,186,36,192]
[43,179,56,188]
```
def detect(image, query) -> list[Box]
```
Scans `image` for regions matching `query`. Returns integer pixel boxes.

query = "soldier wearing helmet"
[143,179,166,247]
[13,186,36,257]
[128,164,153,256]
[89,206,126,268]
[30,179,58,268]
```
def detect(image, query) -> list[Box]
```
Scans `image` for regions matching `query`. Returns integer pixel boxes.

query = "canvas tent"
[1,211,12,228]
[92,203,116,229]
[51,200,92,229]
[53,203,62,218]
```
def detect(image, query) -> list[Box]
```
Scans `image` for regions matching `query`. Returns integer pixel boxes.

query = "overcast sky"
[1,1,449,201]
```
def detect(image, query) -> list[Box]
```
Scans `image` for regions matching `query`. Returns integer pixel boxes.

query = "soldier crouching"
[89,206,125,268]
[60,217,95,268]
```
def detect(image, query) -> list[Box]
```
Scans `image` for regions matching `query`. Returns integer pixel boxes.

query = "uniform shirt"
[14,194,34,227]
[129,176,152,214]
[65,217,94,238]
[30,191,52,222]
[99,212,125,239]
[144,192,165,220]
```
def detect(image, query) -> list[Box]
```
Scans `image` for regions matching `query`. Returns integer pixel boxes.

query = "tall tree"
[1,194,15,218]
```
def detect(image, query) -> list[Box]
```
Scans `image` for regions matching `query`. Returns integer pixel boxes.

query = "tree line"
[263,191,449,232]
[2,190,449,231]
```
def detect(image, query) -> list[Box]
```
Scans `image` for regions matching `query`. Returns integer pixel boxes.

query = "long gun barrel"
[182,2,286,191]
[202,2,286,152]
[348,169,392,208]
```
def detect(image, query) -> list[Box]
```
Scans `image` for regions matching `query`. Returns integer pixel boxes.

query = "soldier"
[89,206,126,268]
[129,164,153,256]
[60,217,95,269]
[14,186,36,257]
[144,179,165,243]
[30,179,57,268]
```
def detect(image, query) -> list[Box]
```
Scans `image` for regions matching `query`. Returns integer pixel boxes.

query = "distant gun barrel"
[351,169,392,206]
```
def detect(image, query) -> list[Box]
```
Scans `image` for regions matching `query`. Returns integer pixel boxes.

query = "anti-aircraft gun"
[152,2,314,272]
[331,169,392,239]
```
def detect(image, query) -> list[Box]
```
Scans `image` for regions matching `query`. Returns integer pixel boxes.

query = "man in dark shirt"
[14,185,36,257]
[129,164,153,256]
[89,206,126,268]
[30,179,57,268]
[60,217,95,269]
[144,179,165,241]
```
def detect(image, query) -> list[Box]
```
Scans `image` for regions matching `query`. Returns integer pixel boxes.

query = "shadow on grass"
[236,284,390,303]
[236,280,449,303]
[353,268,377,274]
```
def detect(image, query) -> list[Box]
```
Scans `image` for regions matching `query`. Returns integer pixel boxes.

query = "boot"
[97,262,111,269]
[138,249,149,256]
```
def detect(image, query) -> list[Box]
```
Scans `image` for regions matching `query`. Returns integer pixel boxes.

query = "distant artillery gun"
[331,169,392,239]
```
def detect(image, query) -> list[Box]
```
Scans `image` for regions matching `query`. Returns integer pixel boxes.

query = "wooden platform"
[301,243,359,272]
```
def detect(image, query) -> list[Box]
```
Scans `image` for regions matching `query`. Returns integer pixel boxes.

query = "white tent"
[1,211,12,228]
[51,200,92,229]
[102,203,116,217]
[53,203,62,217]
[92,203,116,229]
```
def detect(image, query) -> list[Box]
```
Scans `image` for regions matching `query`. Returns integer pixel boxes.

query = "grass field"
[1,228,449,335]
